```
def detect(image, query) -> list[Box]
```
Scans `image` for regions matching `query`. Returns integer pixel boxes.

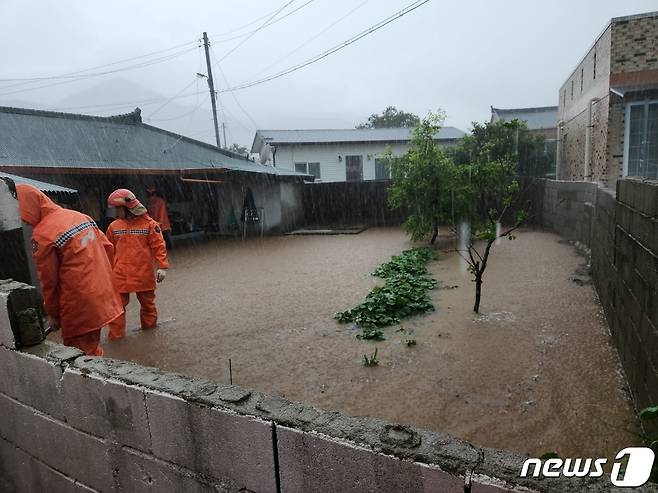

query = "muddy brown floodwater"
[50,227,640,457]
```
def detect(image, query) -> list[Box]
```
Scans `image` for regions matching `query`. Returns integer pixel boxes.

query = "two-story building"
[250,127,466,183]
[557,11,658,187]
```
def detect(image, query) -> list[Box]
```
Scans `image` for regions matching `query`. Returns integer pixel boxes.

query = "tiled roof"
[0,107,308,178]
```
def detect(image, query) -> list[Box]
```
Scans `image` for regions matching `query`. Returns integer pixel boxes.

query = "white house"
[250,127,466,182]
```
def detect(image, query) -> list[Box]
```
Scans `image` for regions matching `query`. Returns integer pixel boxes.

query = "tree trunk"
[473,273,482,312]
[430,219,438,244]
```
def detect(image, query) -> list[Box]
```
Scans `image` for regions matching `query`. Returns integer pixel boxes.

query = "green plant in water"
[363,348,379,367]
[335,248,438,339]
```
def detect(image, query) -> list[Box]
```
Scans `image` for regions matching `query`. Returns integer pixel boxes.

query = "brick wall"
[610,13,658,73]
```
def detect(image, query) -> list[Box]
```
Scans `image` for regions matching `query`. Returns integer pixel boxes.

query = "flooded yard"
[51,227,640,458]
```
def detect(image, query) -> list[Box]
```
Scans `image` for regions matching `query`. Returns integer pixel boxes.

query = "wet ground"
[50,227,640,457]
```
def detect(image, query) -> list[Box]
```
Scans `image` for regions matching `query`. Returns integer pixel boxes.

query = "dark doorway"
[345,155,363,181]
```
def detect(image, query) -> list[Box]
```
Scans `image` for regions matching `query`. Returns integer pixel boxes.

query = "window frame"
[623,99,658,178]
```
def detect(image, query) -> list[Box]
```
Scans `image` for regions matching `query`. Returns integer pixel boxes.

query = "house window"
[374,158,391,179]
[295,162,321,179]
[593,50,597,79]
[345,155,363,181]
[624,100,658,178]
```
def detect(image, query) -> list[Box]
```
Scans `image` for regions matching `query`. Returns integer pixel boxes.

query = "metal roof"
[0,107,309,179]
[0,171,77,194]
[251,127,466,153]
[490,106,558,130]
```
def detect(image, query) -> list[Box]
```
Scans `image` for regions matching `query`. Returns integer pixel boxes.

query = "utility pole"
[202,32,221,149]
[222,122,227,150]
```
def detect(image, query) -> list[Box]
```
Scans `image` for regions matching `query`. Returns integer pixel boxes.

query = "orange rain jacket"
[147,195,171,232]
[106,214,169,293]
[16,184,123,338]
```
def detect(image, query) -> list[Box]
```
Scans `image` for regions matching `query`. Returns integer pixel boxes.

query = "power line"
[147,78,200,119]
[210,0,315,45]
[218,0,297,62]
[253,0,370,78]
[218,0,430,94]
[0,46,198,97]
[0,41,198,84]
[210,45,260,130]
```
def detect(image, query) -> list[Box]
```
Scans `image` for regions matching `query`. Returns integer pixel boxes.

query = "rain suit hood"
[16,184,60,226]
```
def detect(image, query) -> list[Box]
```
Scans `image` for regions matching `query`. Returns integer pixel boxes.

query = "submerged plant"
[363,348,379,367]
[335,248,438,338]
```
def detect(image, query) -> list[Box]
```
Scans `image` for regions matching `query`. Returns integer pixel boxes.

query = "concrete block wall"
[530,178,658,436]
[538,180,598,247]
[1,282,641,492]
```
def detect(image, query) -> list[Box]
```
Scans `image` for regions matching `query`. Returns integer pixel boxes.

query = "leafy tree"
[451,120,529,312]
[226,143,248,155]
[451,119,553,177]
[388,116,529,312]
[386,110,455,244]
[356,106,421,129]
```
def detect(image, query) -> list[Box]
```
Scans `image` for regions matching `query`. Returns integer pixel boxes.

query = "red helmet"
[107,189,146,215]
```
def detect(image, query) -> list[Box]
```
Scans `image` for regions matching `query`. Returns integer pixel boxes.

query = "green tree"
[226,143,248,155]
[451,120,529,312]
[451,119,553,178]
[357,106,421,129]
[386,110,456,244]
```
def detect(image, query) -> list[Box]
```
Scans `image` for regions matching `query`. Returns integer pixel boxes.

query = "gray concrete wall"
[529,178,658,435]
[1,282,641,492]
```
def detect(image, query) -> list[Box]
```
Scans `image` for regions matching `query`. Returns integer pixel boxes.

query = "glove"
[156,269,167,283]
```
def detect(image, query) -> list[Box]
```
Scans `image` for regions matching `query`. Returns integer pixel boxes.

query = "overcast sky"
[1,0,656,149]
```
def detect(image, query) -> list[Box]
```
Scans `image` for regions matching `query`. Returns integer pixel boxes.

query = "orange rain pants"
[63,330,104,356]
[16,184,122,356]
[108,291,157,339]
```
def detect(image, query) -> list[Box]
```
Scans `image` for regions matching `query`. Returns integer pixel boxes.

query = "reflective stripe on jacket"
[16,184,123,338]
[106,214,169,293]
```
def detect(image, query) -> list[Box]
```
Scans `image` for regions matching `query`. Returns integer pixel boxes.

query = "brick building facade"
[557,11,658,187]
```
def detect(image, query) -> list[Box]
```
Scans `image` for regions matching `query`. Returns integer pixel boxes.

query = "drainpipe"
[556,121,564,180]
[584,98,599,181]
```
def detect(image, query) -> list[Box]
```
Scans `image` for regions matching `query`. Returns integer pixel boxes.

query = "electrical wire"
[218,0,430,94]
[218,0,297,62]
[147,78,199,119]
[253,0,369,77]
[0,40,198,84]
[0,46,198,97]
[210,0,315,44]
[210,45,260,129]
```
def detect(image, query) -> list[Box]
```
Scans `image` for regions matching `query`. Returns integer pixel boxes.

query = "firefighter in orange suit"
[16,184,122,356]
[146,186,172,248]
[106,189,169,339]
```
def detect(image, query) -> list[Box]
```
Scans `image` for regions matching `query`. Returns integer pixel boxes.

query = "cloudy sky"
[1,0,656,149]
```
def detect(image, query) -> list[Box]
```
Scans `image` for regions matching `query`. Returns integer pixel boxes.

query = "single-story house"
[0,106,310,236]
[250,127,466,183]
[490,106,558,141]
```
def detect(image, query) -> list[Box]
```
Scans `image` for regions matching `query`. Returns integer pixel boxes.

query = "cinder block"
[0,435,97,493]
[60,368,151,452]
[146,390,277,492]
[0,280,45,348]
[116,447,237,493]
[0,393,113,491]
[0,345,64,419]
[276,426,465,493]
